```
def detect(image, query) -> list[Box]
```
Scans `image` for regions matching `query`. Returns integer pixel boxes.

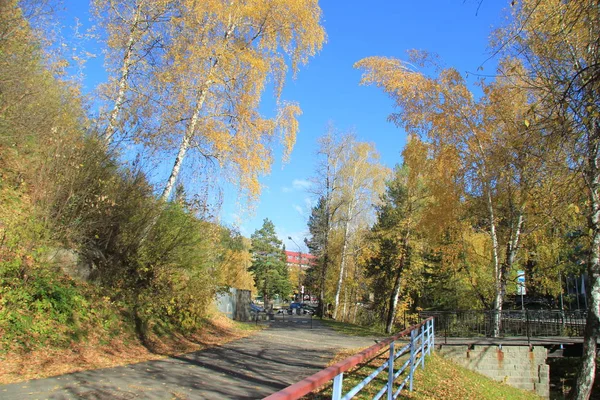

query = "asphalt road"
[0,316,380,400]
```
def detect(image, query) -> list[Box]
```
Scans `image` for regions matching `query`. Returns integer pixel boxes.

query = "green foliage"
[249,219,291,306]
[0,261,87,349]
[126,203,219,334]
[0,224,122,350]
[0,3,253,352]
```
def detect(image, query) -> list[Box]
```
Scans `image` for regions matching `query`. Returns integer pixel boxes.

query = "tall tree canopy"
[249,218,291,308]
[499,1,600,397]
[355,54,550,336]
[94,0,326,206]
[368,152,429,334]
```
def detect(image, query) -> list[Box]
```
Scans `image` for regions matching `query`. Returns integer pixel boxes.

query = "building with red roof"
[285,250,316,271]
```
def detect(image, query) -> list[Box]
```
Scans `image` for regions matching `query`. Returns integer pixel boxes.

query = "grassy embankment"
[311,319,542,399]
[0,3,260,385]
[0,314,262,384]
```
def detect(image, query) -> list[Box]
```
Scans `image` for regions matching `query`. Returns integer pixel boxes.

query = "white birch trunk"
[103,7,141,144]
[486,184,503,337]
[386,235,409,334]
[574,123,600,400]
[386,269,403,334]
[160,82,211,202]
[333,215,351,320]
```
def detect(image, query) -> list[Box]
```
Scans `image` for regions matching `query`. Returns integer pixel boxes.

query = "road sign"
[517,270,526,295]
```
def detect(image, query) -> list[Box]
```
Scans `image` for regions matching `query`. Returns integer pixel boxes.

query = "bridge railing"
[264,317,434,400]
[419,310,586,339]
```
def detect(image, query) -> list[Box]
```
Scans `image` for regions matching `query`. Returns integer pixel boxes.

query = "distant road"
[0,316,379,399]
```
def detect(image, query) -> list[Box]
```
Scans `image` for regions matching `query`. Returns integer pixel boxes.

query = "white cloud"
[282,178,313,193]
[292,179,312,190]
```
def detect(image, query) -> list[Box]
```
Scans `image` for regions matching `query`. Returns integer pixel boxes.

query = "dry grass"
[308,349,541,400]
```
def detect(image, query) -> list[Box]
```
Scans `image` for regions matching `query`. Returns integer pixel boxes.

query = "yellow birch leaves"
[95,0,325,204]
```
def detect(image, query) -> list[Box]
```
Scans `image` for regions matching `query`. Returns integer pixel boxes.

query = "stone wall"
[438,345,549,398]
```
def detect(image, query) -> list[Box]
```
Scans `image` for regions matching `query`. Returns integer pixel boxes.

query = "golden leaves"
[152,0,324,202]
[277,102,301,164]
[95,0,325,203]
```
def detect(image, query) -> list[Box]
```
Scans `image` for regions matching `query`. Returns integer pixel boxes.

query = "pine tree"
[305,196,329,317]
[249,219,290,309]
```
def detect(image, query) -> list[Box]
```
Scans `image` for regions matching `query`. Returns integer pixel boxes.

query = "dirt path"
[0,316,380,399]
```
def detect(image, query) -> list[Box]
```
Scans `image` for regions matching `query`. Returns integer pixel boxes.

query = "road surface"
[1,316,380,399]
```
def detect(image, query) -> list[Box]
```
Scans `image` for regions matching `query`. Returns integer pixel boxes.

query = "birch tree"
[326,134,388,320]
[93,0,174,144]
[308,129,349,317]
[355,55,541,335]
[499,1,600,397]
[146,0,325,203]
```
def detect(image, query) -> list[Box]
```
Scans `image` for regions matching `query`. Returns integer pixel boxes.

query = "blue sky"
[58,0,508,251]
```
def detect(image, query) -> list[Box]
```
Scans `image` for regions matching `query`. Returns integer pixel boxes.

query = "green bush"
[0,3,247,351]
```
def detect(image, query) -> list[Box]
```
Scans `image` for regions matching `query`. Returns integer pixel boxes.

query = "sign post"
[517,270,526,310]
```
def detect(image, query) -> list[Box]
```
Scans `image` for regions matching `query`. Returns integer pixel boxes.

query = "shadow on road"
[0,317,378,400]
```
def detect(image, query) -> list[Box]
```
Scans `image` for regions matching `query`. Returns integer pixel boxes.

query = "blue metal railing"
[265,317,435,400]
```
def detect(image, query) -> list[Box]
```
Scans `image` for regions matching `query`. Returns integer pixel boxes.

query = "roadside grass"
[320,318,385,337]
[309,319,540,399]
[402,353,542,399]
[308,351,541,400]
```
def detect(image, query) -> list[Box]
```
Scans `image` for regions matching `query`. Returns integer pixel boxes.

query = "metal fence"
[419,310,586,339]
[264,317,435,400]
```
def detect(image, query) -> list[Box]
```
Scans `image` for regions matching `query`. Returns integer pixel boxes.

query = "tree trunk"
[160,82,211,201]
[386,265,403,334]
[386,237,408,334]
[103,8,141,144]
[574,124,600,400]
[487,184,503,337]
[333,217,351,319]
[136,82,212,243]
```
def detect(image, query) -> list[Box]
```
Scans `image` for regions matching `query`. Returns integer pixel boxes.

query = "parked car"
[250,302,264,313]
[300,303,317,314]
[287,302,316,315]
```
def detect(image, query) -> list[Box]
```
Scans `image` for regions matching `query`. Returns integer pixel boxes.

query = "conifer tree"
[249,219,291,309]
